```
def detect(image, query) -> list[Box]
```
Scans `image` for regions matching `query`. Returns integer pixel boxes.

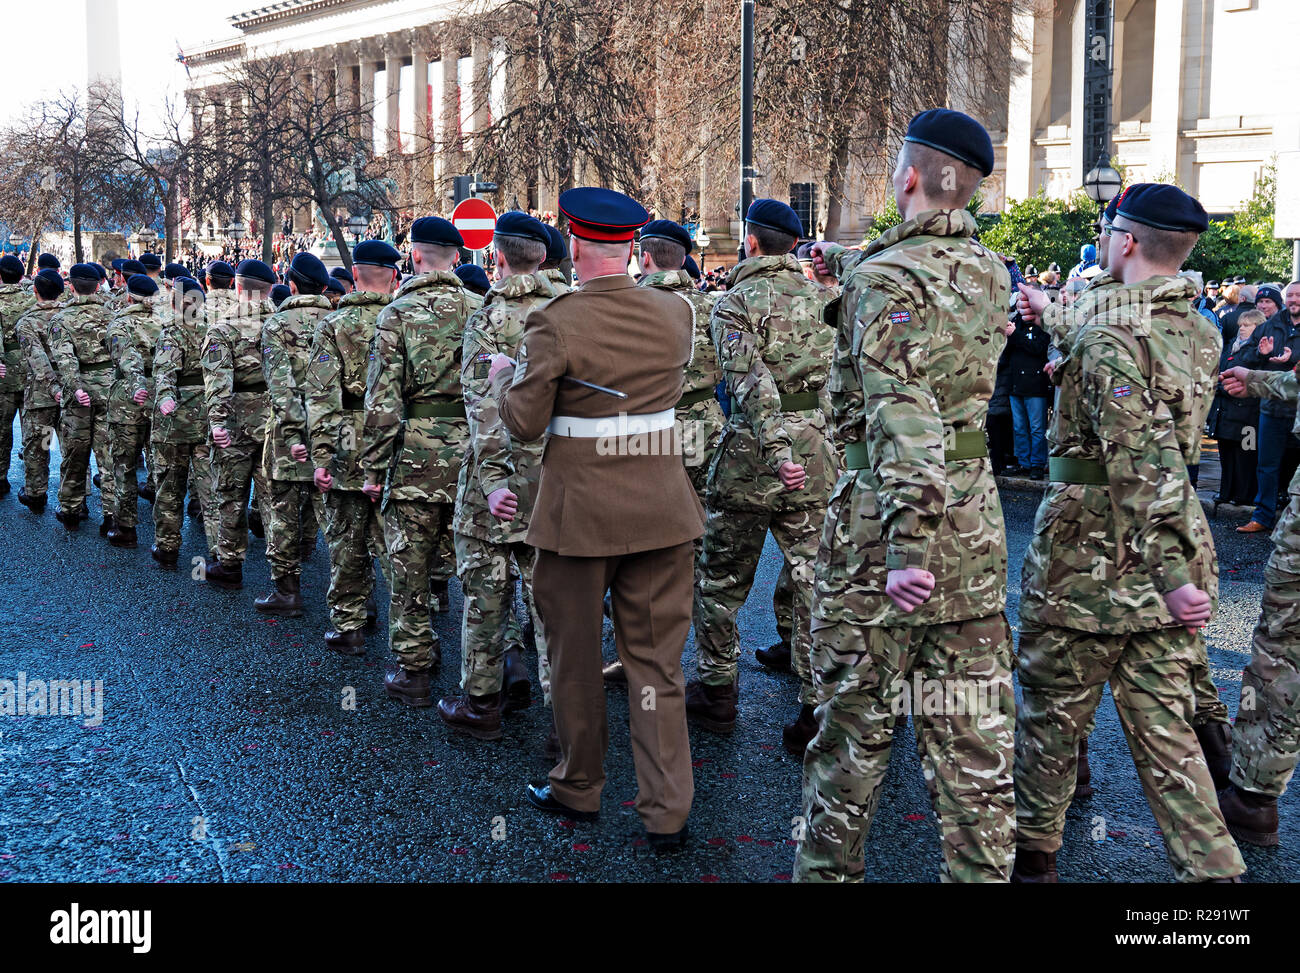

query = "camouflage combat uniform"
[1015,274,1244,882]
[151,296,219,557]
[0,283,36,484]
[261,293,332,581]
[49,293,115,516]
[14,300,63,499]
[794,210,1015,884]
[204,296,277,565]
[362,271,475,672]
[454,272,553,699]
[307,291,393,634]
[693,253,836,704]
[107,300,164,529]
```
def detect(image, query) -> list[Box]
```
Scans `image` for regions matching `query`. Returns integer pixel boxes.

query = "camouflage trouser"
[212,439,270,564]
[323,489,390,633]
[1016,622,1245,881]
[456,532,549,701]
[774,559,794,649]
[0,389,20,479]
[433,512,455,588]
[694,505,820,703]
[20,406,58,496]
[384,499,454,672]
[110,420,150,527]
[57,389,114,515]
[1232,492,1300,797]
[795,614,1016,883]
[151,440,218,555]
[264,478,322,580]
[1192,649,1230,726]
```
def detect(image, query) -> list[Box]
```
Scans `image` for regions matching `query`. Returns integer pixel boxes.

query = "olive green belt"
[341,391,365,411]
[1048,456,1109,485]
[676,388,715,409]
[729,390,820,413]
[233,380,266,393]
[80,360,113,372]
[842,429,988,470]
[405,401,464,419]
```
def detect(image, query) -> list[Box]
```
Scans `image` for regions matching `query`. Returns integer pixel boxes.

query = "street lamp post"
[695,226,710,281]
[738,0,755,260]
[1083,156,1123,214]
[348,215,367,242]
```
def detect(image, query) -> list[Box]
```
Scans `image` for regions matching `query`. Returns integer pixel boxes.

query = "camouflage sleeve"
[822,244,868,281]
[462,308,513,497]
[361,306,406,479]
[17,315,58,399]
[305,319,343,471]
[496,304,568,443]
[202,328,235,432]
[152,323,181,405]
[48,312,83,398]
[262,321,307,449]
[1245,367,1300,404]
[854,275,945,570]
[1038,300,1092,356]
[1081,328,1197,593]
[112,317,146,395]
[826,290,862,442]
[712,289,793,472]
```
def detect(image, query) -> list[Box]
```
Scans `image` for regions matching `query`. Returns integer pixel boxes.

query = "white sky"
[0,0,242,127]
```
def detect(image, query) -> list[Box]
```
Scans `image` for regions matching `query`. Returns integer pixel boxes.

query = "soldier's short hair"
[354,263,395,291]
[576,238,631,260]
[641,237,686,272]
[0,263,20,285]
[897,141,982,207]
[1111,214,1198,269]
[745,222,796,257]
[235,274,272,294]
[412,242,459,269]
[493,233,546,272]
[207,273,234,290]
[70,277,98,295]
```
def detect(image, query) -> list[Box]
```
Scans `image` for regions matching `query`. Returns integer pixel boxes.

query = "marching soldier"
[14,268,64,513]
[1012,183,1245,882]
[255,252,334,617]
[685,197,836,753]
[794,111,1016,882]
[0,254,37,496]
[202,259,280,590]
[107,259,146,312]
[438,211,555,738]
[330,266,355,295]
[539,224,571,296]
[361,216,476,707]
[306,241,401,654]
[150,277,220,567]
[48,263,115,531]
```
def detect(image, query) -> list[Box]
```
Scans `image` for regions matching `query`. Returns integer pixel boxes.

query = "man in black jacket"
[1238,283,1300,533]
[1004,306,1051,478]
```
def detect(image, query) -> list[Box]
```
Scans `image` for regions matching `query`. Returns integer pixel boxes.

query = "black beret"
[325,275,346,295]
[69,262,99,282]
[206,260,236,280]
[110,258,127,273]
[126,274,158,297]
[745,198,803,239]
[454,264,491,295]
[682,254,701,281]
[37,253,59,270]
[559,187,649,242]
[269,283,291,306]
[288,252,330,288]
[121,259,146,276]
[904,108,995,177]
[234,259,277,285]
[352,240,402,270]
[330,266,354,284]
[139,253,163,271]
[163,262,188,280]
[640,220,693,253]
[410,216,464,248]
[1256,285,1284,308]
[494,211,550,245]
[542,223,567,265]
[33,268,65,299]
[1102,193,1122,226]
[0,255,24,278]
[1113,183,1208,233]
[176,276,206,298]
[92,262,107,280]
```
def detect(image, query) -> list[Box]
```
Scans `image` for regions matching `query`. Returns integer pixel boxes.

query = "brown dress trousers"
[496,273,704,834]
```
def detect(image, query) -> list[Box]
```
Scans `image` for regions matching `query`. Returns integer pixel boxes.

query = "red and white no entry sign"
[451,198,497,251]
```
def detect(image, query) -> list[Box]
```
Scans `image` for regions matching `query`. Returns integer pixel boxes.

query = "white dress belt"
[547,409,676,438]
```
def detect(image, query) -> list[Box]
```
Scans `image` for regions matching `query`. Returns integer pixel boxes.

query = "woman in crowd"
[1208,307,1266,507]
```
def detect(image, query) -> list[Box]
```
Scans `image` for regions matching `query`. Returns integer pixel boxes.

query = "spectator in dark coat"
[1219,283,1256,348]
[1004,308,1051,478]
[1237,293,1300,532]
[1207,309,1265,506]
[988,344,1015,475]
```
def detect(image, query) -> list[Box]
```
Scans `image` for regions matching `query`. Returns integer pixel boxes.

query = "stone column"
[471,36,491,136]
[383,40,403,154]
[1005,0,1053,201]
[1068,0,1086,190]
[1148,0,1186,181]
[441,37,461,182]
[411,33,430,149]
[358,47,377,151]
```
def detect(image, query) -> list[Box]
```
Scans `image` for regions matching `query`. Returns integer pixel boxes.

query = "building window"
[790,183,817,238]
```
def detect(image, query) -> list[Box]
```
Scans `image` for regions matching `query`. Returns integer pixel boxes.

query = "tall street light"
[738,0,755,260]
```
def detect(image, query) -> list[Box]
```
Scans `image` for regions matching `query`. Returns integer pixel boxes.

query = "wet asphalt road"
[0,440,1295,884]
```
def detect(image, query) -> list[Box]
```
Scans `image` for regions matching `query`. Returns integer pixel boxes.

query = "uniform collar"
[395,270,462,298]
[279,293,333,311]
[578,273,635,293]
[865,209,978,258]
[486,272,547,302]
[727,253,801,287]
[638,269,693,290]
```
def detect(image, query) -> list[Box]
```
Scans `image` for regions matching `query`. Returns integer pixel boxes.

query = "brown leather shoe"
[437,691,504,740]
[685,678,738,733]
[755,640,792,672]
[385,667,433,708]
[151,545,178,568]
[1074,735,1094,800]
[255,574,303,617]
[782,703,818,756]
[1218,784,1279,847]
[1195,721,1233,791]
[1011,848,1059,883]
[324,629,365,656]
[55,509,81,530]
[502,645,531,713]
[99,513,115,537]
[205,559,243,590]
[106,523,138,548]
[602,659,627,684]
[1237,520,1270,533]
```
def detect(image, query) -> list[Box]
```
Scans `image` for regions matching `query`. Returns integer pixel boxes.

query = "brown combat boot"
[602,659,627,684]
[364,596,378,631]
[385,667,433,708]
[138,482,156,503]
[255,574,303,617]
[106,523,138,548]
[205,559,243,590]
[151,545,178,568]
[54,509,81,530]
[755,640,792,672]
[1074,735,1094,800]
[1218,784,1279,847]
[502,645,531,713]
[99,513,115,537]
[782,703,818,756]
[1195,721,1233,791]
[324,629,365,656]
[1011,848,1059,883]
[685,678,738,733]
[437,691,504,740]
